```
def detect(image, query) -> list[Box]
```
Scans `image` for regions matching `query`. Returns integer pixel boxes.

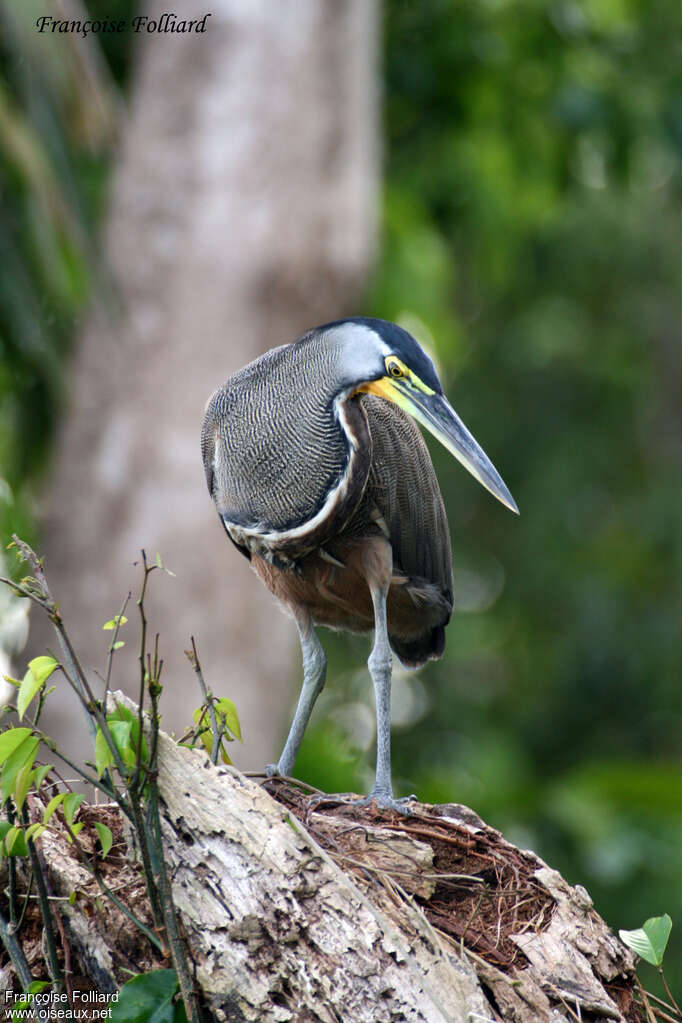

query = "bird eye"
[387,358,405,379]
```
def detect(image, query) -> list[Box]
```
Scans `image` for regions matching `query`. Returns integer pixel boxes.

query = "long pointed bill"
[362,376,519,514]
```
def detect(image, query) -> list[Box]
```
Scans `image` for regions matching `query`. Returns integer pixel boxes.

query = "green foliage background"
[300,0,682,986]
[1,0,681,988]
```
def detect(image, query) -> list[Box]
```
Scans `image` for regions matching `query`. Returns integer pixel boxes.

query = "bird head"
[322,317,518,514]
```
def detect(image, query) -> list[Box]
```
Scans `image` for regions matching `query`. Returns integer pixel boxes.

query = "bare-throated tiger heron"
[202,317,517,812]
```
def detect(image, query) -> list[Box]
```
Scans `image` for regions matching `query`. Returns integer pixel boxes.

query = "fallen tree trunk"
[4,693,637,1023]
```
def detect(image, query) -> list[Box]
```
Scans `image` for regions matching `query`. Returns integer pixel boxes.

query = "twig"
[37,731,128,814]
[648,1006,681,1023]
[22,805,64,990]
[146,634,163,777]
[658,968,682,1018]
[147,777,201,1021]
[644,987,682,1019]
[145,619,201,1020]
[636,977,660,1023]
[10,537,96,741]
[33,834,75,1005]
[135,551,153,782]
[380,820,478,851]
[3,546,132,785]
[7,853,18,925]
[15,866,34,932]
[104,592,131,702]
[0,905,34,989]
[95,872,164,953]
[460,888,485,950]
[5,802,20,927]
[185,637,221,764]
[64,822,164,954]
[257,774,323,794]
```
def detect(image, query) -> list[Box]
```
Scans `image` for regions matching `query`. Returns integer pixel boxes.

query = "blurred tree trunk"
[32,0,379,769]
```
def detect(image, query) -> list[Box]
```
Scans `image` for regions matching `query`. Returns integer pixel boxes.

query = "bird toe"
[354,790,417,816]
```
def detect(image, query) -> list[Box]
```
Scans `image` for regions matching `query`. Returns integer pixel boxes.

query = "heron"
[202,317,517,812]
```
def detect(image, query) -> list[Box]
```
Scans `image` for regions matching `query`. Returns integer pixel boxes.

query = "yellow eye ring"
[387,358,405,379]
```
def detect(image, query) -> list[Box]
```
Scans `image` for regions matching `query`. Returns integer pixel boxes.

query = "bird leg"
[266,610,327,778]
[358,538,415,815]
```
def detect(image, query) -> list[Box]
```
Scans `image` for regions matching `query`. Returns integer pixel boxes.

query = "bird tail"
[390,624,446,669]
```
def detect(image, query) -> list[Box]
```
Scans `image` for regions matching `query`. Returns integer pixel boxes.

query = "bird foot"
[305,789,418,816]
[264,774,418,817]
[352,790,418,816]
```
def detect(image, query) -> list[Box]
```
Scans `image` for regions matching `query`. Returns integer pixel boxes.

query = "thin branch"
[7,852,18,926]
[658,968,682,1018]
[37,732,129,815]
[61,818,164,955]
[5,802,20,927]
[644,988,682,1018]
[27,804,75,1007]
[145,625,201,1021]
[0,905,34,989]
[93,870,164,954]
[3,545,132,783]
[10,536,96,741]
[147,775,201,1022]
[185,637,221,764]
[104,592,131,702]
[21,805,64,989]
[16,866,34,932]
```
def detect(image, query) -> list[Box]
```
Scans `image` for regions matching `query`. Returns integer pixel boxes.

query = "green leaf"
[619,914,673,966]
[17,657,58,720]
[62,792,84,827]
[25,822,46,843]
[2,676,21,689]
[215,697,242,742]
[153,553,176,578]
[111,640,125,650]
[13,759,35,812]
[1,736,39,802]
[112,703,136,725]
[27,981,50,994]
[33,764,52,789]
[27,656,58,686]
[191,708,211,754]
[0,727,33,766]
[94,821,113,858]
[17,672,44,721]
[43,792,67,825]
[103,614,128,631]
[109,703,148,765]
[110,969,188,1023]
[95,727,115,777]
[109,719,134,768]
[2,825,28,857]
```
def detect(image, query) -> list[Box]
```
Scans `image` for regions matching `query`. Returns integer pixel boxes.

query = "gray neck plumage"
[205,329,374,561]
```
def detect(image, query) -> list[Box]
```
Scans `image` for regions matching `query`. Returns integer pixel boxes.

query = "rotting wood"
[0,692,638,1023]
